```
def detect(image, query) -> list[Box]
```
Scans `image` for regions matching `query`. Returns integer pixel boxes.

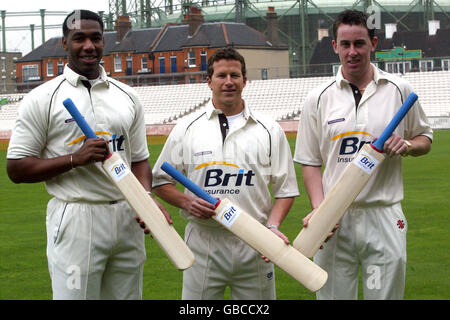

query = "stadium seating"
[1,71,449,131]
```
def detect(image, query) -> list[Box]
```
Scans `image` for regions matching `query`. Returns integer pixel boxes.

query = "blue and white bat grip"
[161,161,219,207]
[62,98,97,139]
[371,92,418,152]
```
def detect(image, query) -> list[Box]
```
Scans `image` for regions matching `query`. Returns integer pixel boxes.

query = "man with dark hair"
[294,9,432,299]
[7,9,168,299]
[149,47,299,299]
[62,9,104,37]
[332,9,375,40]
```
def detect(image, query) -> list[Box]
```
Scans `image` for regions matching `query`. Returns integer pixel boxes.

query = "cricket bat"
[293,92,419,258]
[62,98,194,270]
[160,162,328,292]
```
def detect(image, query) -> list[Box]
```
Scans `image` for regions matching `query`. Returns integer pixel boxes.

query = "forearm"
[153,183,193,211]
[7,155,74,183]
[408,135,432,157]
[7,137,108,184]
[130,159,152,192]
[301,165,324,210]
[267,197,295,227]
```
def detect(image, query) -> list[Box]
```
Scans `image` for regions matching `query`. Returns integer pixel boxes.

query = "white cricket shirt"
[294,64,433,205]
[7,65,149,202]
[152,100,299,227]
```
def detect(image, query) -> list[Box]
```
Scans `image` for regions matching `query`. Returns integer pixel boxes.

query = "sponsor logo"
[68,131,125,152]
[195,161,255,195]
[108,159,130,182]
[217,203,240,228]
[328,117,345,125]
[194,151,213,157]
[353,153,379,174]
[397,219,406,230]
[332,131,374,164]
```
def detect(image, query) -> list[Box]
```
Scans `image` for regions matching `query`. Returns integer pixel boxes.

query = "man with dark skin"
[7,10,168,299]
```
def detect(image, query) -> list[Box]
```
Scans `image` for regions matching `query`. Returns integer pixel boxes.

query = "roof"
[110,28,161,53]
[17,31,118,63]
[17,22,286,62]
[153,25,190,52]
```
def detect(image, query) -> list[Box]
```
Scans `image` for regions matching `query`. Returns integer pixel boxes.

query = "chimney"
[266,7,278,46]
[428,20,440,36]
[114,15,132,42]
[183,6,204,37]
[385,23,397,39]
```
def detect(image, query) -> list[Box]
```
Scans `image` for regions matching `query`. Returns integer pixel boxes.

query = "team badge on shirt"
[396,219,406,231]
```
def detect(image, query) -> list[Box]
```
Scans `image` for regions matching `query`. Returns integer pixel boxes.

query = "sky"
[1,0,109,55]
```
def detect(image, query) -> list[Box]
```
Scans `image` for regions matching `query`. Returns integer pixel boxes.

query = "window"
[200,51,207,71]
[126,56,132,75]
[159,57,165,74]
[170,56,177,73]
[57,61,64,75]
[332,64,340,76]
[114,56,122,72]
[442,59,450,71]
[2,76,6,92]
[22,64,39,82]
[47,61,54,76]
[261,68,268,80]
[141,57,148,71]
[420,60,433,72]
[386,61,411,74]
[188,51,196,67]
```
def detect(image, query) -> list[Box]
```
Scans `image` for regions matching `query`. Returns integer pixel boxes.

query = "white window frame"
[385,61,411,74]
[441,59,450,71]
[419,60,433,72]
[57,61,64,75]
[332,64,340,76]
[114,56,122,72]
[22,64,39,82]
[188,51,196,68]
[47,61,54,76]
[141,57,148,71]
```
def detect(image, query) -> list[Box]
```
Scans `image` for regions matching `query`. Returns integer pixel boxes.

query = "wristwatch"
[403,140,412,156]
[266,224,279,230]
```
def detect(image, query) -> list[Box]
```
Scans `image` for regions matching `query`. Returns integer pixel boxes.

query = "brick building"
[0,52,22,94]
[14,7,289,92]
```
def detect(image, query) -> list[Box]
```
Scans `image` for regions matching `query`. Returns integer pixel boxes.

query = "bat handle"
[62,98,97,139]
[371,92,418,152]
[161,162,219,207]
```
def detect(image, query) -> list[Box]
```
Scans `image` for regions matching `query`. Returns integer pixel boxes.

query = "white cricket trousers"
[182,222,276,300]
[314,203,407,300]
[46,197,146,300]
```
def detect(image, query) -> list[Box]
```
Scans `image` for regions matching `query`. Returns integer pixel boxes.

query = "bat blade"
[293,92,418,258]
[161,162,328,292]
[62,98,194,270]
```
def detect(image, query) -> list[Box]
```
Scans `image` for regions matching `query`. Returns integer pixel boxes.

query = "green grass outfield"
[0,131,449,300]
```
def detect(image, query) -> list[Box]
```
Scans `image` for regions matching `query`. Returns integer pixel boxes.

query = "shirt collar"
[64,64,109,88]
[335,63,386,89]
[205,99,257,123]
